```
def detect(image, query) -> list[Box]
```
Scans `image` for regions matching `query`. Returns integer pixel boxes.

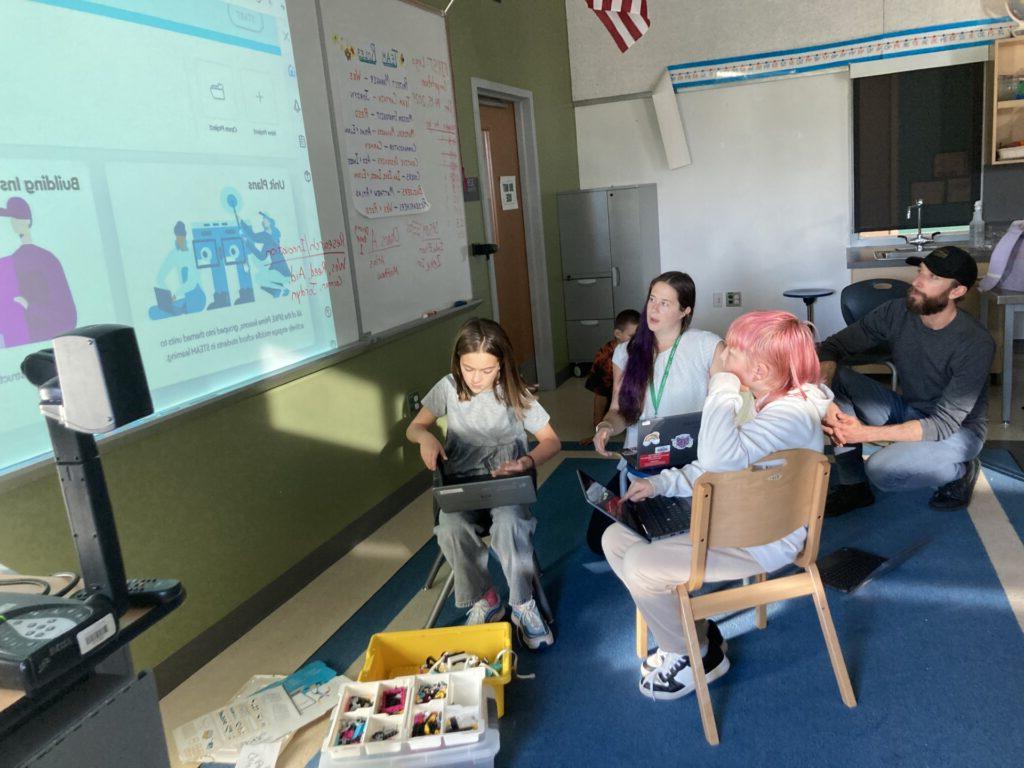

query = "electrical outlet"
[406,391,421,415]
[726,291,742,308]
[712,292,723,308]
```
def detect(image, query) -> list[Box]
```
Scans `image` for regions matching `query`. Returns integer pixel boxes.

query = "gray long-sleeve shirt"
[818,299,994,441]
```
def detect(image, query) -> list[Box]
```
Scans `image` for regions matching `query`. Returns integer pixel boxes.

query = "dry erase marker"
[422,310,438,318]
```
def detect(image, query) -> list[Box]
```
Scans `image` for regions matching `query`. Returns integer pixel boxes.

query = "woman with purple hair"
[593,272,722,494]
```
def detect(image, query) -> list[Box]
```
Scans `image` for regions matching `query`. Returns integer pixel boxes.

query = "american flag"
[585,0,650,53]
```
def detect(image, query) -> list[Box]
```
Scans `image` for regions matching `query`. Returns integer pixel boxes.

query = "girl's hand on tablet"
[492,455,533,476]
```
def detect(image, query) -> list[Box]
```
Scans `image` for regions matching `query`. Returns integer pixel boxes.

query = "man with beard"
[818,246,994,516]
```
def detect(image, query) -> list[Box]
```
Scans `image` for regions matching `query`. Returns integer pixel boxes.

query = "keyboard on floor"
[817,547,887,592]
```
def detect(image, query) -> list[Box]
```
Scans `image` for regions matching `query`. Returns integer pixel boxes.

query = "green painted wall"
[0,0,577,672]
[433,0,580,370]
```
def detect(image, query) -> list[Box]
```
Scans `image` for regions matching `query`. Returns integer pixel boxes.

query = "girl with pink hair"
[603,310,834,701]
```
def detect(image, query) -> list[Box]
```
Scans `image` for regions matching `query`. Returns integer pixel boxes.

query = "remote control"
[126,578,183,607]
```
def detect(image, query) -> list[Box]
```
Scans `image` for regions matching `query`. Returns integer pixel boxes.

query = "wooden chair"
[634,449,856,745]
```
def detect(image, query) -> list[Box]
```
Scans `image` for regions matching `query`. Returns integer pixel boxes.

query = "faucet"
[901,199,934,251]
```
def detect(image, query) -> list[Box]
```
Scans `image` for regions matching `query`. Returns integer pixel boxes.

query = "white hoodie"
[648,371,835,572]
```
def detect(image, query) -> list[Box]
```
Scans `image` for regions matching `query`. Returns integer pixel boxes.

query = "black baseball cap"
[906,245,978,288]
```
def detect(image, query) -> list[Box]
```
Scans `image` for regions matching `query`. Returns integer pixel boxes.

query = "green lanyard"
[648,334,681,416]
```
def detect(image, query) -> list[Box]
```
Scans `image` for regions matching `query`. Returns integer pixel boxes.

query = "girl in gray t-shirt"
[406,319,560,649]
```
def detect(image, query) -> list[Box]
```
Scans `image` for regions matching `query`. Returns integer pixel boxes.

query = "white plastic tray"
[321,669,488,762]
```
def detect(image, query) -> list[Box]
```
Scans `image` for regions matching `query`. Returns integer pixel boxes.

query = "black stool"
[783,287,835,325]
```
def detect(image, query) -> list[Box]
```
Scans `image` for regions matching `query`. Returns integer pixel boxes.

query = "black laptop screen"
[579,473,630,525]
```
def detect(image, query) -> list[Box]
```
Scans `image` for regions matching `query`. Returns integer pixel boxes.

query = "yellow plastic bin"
[358,624,513,717]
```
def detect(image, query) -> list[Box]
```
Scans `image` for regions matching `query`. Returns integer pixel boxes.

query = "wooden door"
[480,101,535,381]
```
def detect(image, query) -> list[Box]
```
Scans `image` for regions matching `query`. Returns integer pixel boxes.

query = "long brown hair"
[451,318,534,419]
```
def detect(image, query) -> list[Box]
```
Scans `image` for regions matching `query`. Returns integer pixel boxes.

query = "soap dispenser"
[970,200,985,248]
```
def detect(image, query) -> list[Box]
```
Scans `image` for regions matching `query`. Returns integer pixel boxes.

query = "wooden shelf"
[997,99,1024,110]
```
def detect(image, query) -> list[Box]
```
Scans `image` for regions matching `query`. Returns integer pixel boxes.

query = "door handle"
[580,320,599,326]
[611,266,620,287]
[576,279,597,286]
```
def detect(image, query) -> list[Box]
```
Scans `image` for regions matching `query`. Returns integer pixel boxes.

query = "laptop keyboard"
[640,496,691,536]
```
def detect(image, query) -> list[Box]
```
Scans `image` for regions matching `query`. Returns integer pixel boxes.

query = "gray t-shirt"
[422,374,551,474]
[818,298,995,441]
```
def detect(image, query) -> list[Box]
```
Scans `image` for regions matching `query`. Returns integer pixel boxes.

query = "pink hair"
[724,310,821,407]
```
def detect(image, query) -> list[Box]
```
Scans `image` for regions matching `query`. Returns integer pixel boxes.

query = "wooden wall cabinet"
[992,37,1024,165]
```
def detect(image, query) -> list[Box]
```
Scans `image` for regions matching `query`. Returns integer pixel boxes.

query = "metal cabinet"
[562,277,614,320]
[558,184,660,365]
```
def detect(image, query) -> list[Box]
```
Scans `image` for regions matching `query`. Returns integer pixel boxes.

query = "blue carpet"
[304,454,1024,767]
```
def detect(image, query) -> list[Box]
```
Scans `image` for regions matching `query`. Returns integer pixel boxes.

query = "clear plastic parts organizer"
[321,668,494,763]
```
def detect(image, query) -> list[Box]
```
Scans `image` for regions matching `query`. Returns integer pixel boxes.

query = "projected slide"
[107,161,317,390]
[0,0,348,473]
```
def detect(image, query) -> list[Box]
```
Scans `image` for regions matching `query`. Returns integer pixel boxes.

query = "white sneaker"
[511,599,554,650]
[639,641,730,701]
[466,593,505,625]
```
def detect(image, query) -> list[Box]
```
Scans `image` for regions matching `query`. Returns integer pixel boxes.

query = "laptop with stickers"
[621,411,701,471]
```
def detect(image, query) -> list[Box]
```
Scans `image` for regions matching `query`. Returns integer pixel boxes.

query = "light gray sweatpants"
[434,504,537,608]
[602,522,764,655]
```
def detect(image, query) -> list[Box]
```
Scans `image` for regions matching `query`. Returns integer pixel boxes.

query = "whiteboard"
[318,0,473,334]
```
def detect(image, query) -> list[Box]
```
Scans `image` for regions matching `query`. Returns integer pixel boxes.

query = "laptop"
[577,469,691,541]
[619,412,701,471]
[154,287,177,314]
[433,466,537,513]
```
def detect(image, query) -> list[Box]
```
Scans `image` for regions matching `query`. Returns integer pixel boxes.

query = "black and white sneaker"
[638,641,730,701]
[641,619,726,674]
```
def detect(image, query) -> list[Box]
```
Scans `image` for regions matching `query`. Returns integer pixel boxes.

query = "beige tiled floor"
[159,367,1024,767]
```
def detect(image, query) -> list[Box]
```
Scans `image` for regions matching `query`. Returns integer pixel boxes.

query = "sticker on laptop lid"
[671,434,694,450]
[641,431,661,447]
[638,450,671,469]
